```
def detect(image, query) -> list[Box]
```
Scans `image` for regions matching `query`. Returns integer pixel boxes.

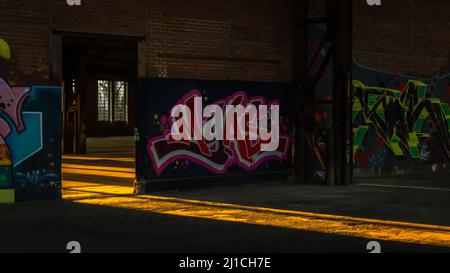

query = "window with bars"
[114,81,128,122]
[97,80,128,123]
[97,80,111,122]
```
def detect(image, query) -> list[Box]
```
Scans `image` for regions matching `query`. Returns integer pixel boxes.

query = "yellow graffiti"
[0,39,11,60]
[352,80,450,160]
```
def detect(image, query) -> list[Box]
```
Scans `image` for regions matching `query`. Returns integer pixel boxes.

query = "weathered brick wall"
[0,0,50,85]
[1,0,450,85]
[353,0,450,77]
[52,0,146,36]
[147,0,291,81]
[1,0,291,85]
[147,0,229,80]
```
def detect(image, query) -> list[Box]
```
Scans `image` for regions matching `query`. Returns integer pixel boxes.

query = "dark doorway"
[61,34,139,154]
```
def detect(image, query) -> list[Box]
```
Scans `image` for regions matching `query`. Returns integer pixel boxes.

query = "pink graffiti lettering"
[0,77,30,138]
[147,90,291,175]
[0,77,30,167]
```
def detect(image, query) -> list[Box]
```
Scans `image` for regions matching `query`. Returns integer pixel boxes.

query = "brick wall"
[353,0,450,77]
[0,0,50,85]
[52,0,146,35]
[1,0,291,85]
[1,0,450,86]
[147,0,291,81]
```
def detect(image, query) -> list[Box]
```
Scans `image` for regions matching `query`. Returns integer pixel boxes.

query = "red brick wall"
[1,0,450,85]
[1,0,291,85]
[52,0,146,36]
[353,0,450,77]
[147,0,291,81]
[0,0,50,85]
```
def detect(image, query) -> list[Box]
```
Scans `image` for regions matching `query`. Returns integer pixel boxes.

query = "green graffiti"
[0,39,11,60]
[352,80,450,160]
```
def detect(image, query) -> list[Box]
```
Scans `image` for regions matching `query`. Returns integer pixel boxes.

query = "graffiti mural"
[136,79,292,181]
[0,38,11,60]
[352,65,450,170]
[304,25,450,177]
[304,64,450,176]
[353,80,450,164]
[0,77,61,202]
[0,38,61,202]
[147,89,291,175]
[0,77,30,191]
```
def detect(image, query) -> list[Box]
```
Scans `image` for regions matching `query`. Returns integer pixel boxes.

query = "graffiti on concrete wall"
[305,65,450,176]
[0,77,30,189]
[0,77,61,202]
[351,64,450,171]
[353,80,450,166]
[0,38,11,60]
[0,38,61,202]
[147,89,291,175]
[305,25,450,177]
[136,79,292,179]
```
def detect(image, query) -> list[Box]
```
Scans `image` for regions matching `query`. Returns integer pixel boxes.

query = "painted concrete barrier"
[0,77,61,203]
[135,78,293,190]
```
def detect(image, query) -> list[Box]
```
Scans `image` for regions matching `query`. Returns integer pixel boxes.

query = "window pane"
[114,81,128,123]
[97,80,111,121]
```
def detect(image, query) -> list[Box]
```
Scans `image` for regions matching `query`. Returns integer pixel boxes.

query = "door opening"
[61,34,139,192]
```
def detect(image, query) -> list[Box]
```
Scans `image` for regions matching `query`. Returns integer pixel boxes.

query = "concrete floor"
[0,137,449,253]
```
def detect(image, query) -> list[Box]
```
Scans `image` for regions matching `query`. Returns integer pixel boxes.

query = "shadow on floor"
[52,136,450,253]
[0,197,447,253]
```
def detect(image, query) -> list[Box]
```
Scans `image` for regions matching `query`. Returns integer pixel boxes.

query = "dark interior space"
[62,34,138,154]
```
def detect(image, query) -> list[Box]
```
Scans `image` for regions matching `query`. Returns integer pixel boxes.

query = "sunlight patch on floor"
[63,155,134,162]
[62,163,134,173]
[63,183,450,248]
[62,167,135,179]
